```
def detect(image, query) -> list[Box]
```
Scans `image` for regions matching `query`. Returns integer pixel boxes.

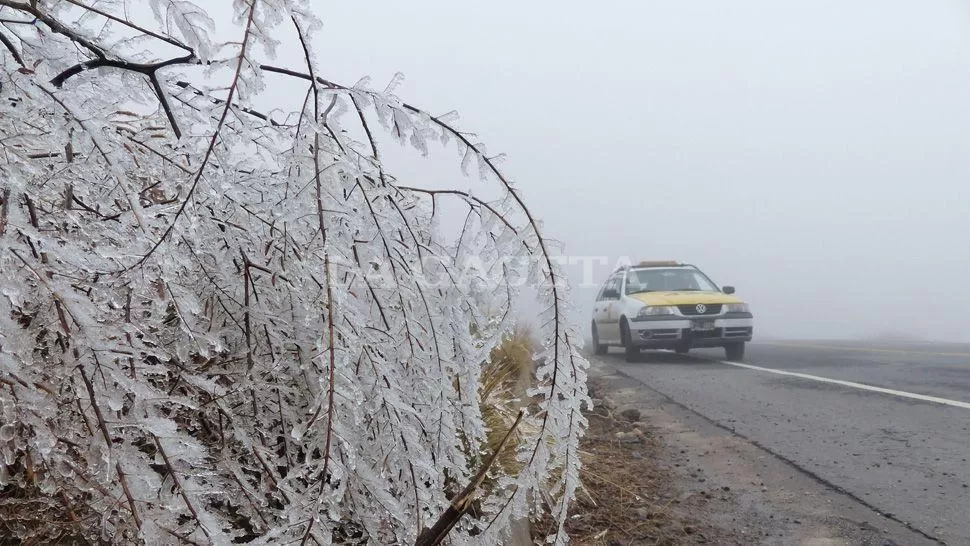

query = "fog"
[290,1,970,342]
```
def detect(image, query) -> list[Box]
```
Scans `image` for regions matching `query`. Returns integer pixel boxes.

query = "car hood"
[629,291,743,306]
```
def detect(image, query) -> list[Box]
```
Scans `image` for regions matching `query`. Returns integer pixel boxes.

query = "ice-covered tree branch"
[0,1,590,544]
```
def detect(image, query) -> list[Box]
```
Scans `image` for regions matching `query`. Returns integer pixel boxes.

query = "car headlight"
[725,303,750,313]
[637,305,676,318]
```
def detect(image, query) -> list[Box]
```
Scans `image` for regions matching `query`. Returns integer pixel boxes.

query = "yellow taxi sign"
[637,260,681,267]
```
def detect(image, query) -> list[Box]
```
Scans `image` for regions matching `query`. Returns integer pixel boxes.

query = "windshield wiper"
[626,288,656,295]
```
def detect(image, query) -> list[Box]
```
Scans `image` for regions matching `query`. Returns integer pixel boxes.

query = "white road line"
[755,341,970,358]
[720,360,970,410]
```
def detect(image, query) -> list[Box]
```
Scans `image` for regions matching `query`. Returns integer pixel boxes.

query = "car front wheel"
[621,319,639,362]
[591,322,607,355]
[724,342,745,361]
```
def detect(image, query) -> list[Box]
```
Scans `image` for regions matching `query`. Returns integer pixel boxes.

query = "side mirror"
[602,288,620,299]
[722,286,735,294]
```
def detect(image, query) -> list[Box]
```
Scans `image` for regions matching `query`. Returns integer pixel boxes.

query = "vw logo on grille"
[695,304,707,314]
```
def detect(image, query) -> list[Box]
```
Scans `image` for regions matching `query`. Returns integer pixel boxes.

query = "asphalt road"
[599,340,970,545]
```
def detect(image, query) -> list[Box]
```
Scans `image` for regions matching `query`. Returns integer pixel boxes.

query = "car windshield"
[624,268,719,294]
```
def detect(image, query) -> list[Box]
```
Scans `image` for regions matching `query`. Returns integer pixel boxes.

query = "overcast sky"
[269,1,970,342]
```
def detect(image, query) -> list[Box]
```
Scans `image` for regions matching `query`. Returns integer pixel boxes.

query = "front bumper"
[628,312,753,348]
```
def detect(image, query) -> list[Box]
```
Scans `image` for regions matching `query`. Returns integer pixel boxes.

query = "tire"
[675,344,690,355]
[621,319,639,362]
[725,342,745,361]
[591,322,607,355]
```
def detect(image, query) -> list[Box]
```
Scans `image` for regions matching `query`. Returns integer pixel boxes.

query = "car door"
[606,272,627,341]
[595,275,622,343]
[592,279,612,339]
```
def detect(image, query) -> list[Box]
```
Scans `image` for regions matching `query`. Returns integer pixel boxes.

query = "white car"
[591,261,753,361]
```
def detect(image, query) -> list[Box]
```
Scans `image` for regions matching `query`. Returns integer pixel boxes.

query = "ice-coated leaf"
[0,425,15,442]
[385,71,406,95]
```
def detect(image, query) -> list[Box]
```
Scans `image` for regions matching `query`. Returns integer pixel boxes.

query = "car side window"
[596,281,607,301]
[599,275,622,300]
[596,278,613,301]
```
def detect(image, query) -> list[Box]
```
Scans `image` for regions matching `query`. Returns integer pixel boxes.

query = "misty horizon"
[292,1,970,343]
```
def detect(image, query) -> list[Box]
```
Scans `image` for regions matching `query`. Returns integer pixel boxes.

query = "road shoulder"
[570,357,938,545]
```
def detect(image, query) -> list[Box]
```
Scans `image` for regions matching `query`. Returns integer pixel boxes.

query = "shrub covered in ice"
[0,1,589,544]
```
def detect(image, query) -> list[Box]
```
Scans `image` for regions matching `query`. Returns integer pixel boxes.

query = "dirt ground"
[539,376,750,545]
[538,358,937,546]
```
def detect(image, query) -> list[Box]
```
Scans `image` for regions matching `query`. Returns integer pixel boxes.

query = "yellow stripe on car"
[629,292,743,306]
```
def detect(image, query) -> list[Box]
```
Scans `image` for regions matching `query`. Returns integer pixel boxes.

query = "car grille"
[688,328,722,339]
[678,304,722,316]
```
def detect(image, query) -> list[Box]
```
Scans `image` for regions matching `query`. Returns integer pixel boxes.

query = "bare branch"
[0,27,24,66]
[78,362,142,530]
[50,53,196,88]
[416,411,525,546]
[0,186,10,236]
[153,435,212,541]
[149,72,182,139]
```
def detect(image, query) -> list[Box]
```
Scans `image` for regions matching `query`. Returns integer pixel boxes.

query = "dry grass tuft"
[531,378,710,545]
[478,324,538,476]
